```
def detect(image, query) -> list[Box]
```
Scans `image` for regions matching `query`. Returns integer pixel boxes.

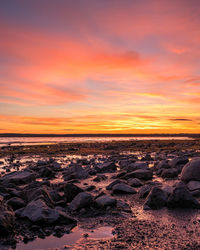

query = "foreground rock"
[1,170,35,185]
[144,187,167,209]
[68,192,93,211]
[19,199,76,225]
[64,183,83,203]
[95,195,116,208]
[181,158,200,183]
[112,183,137,194]
[124,169,153,180]
[0,196,15,235]
[167,182,200,208]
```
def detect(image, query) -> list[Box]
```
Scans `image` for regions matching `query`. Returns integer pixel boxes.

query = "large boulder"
[144,187,167,209]
[180,159,200,183]
[124,169,153,180]
[128,178,143,187]
[167,182,200,208]
[125,162,148,172]
[187,181,200,192]
[20,199,76,225]
[1,170,35,185]
[95,195,116,208]
[68,192,93,211]
[112,183,136,194]
[64,183,83,203]
[0,196,15,235]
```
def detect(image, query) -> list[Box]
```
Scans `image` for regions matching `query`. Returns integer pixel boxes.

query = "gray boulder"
[112,183,136,194]
[181,159,200,183]
[68,192,93,211]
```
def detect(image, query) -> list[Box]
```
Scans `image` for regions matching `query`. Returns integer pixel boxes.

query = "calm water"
[0,136,192,147]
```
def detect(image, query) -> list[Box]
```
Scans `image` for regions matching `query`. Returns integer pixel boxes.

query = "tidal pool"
[16,226,114,250]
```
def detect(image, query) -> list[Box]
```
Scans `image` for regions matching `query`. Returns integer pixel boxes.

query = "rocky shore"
[1,139,200,249]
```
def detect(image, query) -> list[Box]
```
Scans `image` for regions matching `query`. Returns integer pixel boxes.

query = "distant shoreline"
[0,133,200,138]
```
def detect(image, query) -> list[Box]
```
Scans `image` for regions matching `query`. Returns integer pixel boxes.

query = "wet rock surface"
[0,139,200,249]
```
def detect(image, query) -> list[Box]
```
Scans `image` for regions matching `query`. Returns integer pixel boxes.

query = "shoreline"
[0,139,200,249]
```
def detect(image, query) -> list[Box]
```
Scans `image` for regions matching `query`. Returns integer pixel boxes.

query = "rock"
[64,183,83,203]
[95,162,117,173]
[116,200,132,213]
[0,196,15,235]
[139,184,155,198]
[39,167,55,178]
[7,197,26,210]
[161,168,178,179]
[63,165,88,181]
[144,187,167,209]
[181,159,200,183]
[112,183,137,194]
[124,169,153,180]
[156,160,170,170]
[128,178,143,187]
[169,156,189,168]
[187,181,200,192]
[20,199,76,224]
[95,195,116,208]
[167,182,200,208]
[106,180,123,190]
[1,170,35,185]
[93,174,107,182]
[68,192,93,211]
[125,162,148,172]
[27,186,54,207]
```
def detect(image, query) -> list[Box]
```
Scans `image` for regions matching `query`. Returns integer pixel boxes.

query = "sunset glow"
[1,0,200,133]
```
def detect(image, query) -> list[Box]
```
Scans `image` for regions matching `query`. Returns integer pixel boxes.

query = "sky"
[0,0,200,134]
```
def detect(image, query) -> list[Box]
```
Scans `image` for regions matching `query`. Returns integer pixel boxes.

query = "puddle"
[16,226,114,250]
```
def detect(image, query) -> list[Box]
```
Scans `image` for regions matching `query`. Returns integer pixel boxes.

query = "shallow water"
[0,136,192,147]
[16,226,114,250]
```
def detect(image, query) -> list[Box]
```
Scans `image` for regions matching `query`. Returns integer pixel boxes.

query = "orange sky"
[0,0,200,134]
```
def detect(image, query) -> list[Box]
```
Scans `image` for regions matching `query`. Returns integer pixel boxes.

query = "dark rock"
[187,181,200,192]
[181,159,200,183]
[106,180,123,190]
[144,187,167,209]
[169,156,189,168]
[93,174,107,182]
[139,184,155,198]
[95,162,117,173]
[68,192,93,211]
[124,169,153,180]
[161,168,178,179]
[128,178,143,187]
[64,183,83,203]
[95,195,116,208]
[7,197,25,210]
[1,170,35,185]
[112,183,137,194]
[20,199,76,224]
[167,182,200,208]
[0,196,15,235]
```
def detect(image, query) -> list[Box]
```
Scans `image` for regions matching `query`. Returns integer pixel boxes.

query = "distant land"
[0,133,200,138]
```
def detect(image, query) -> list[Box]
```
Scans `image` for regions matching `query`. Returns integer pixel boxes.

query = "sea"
[0,136,193,147]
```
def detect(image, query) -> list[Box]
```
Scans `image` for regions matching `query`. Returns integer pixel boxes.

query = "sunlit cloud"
[0,0,200,133]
